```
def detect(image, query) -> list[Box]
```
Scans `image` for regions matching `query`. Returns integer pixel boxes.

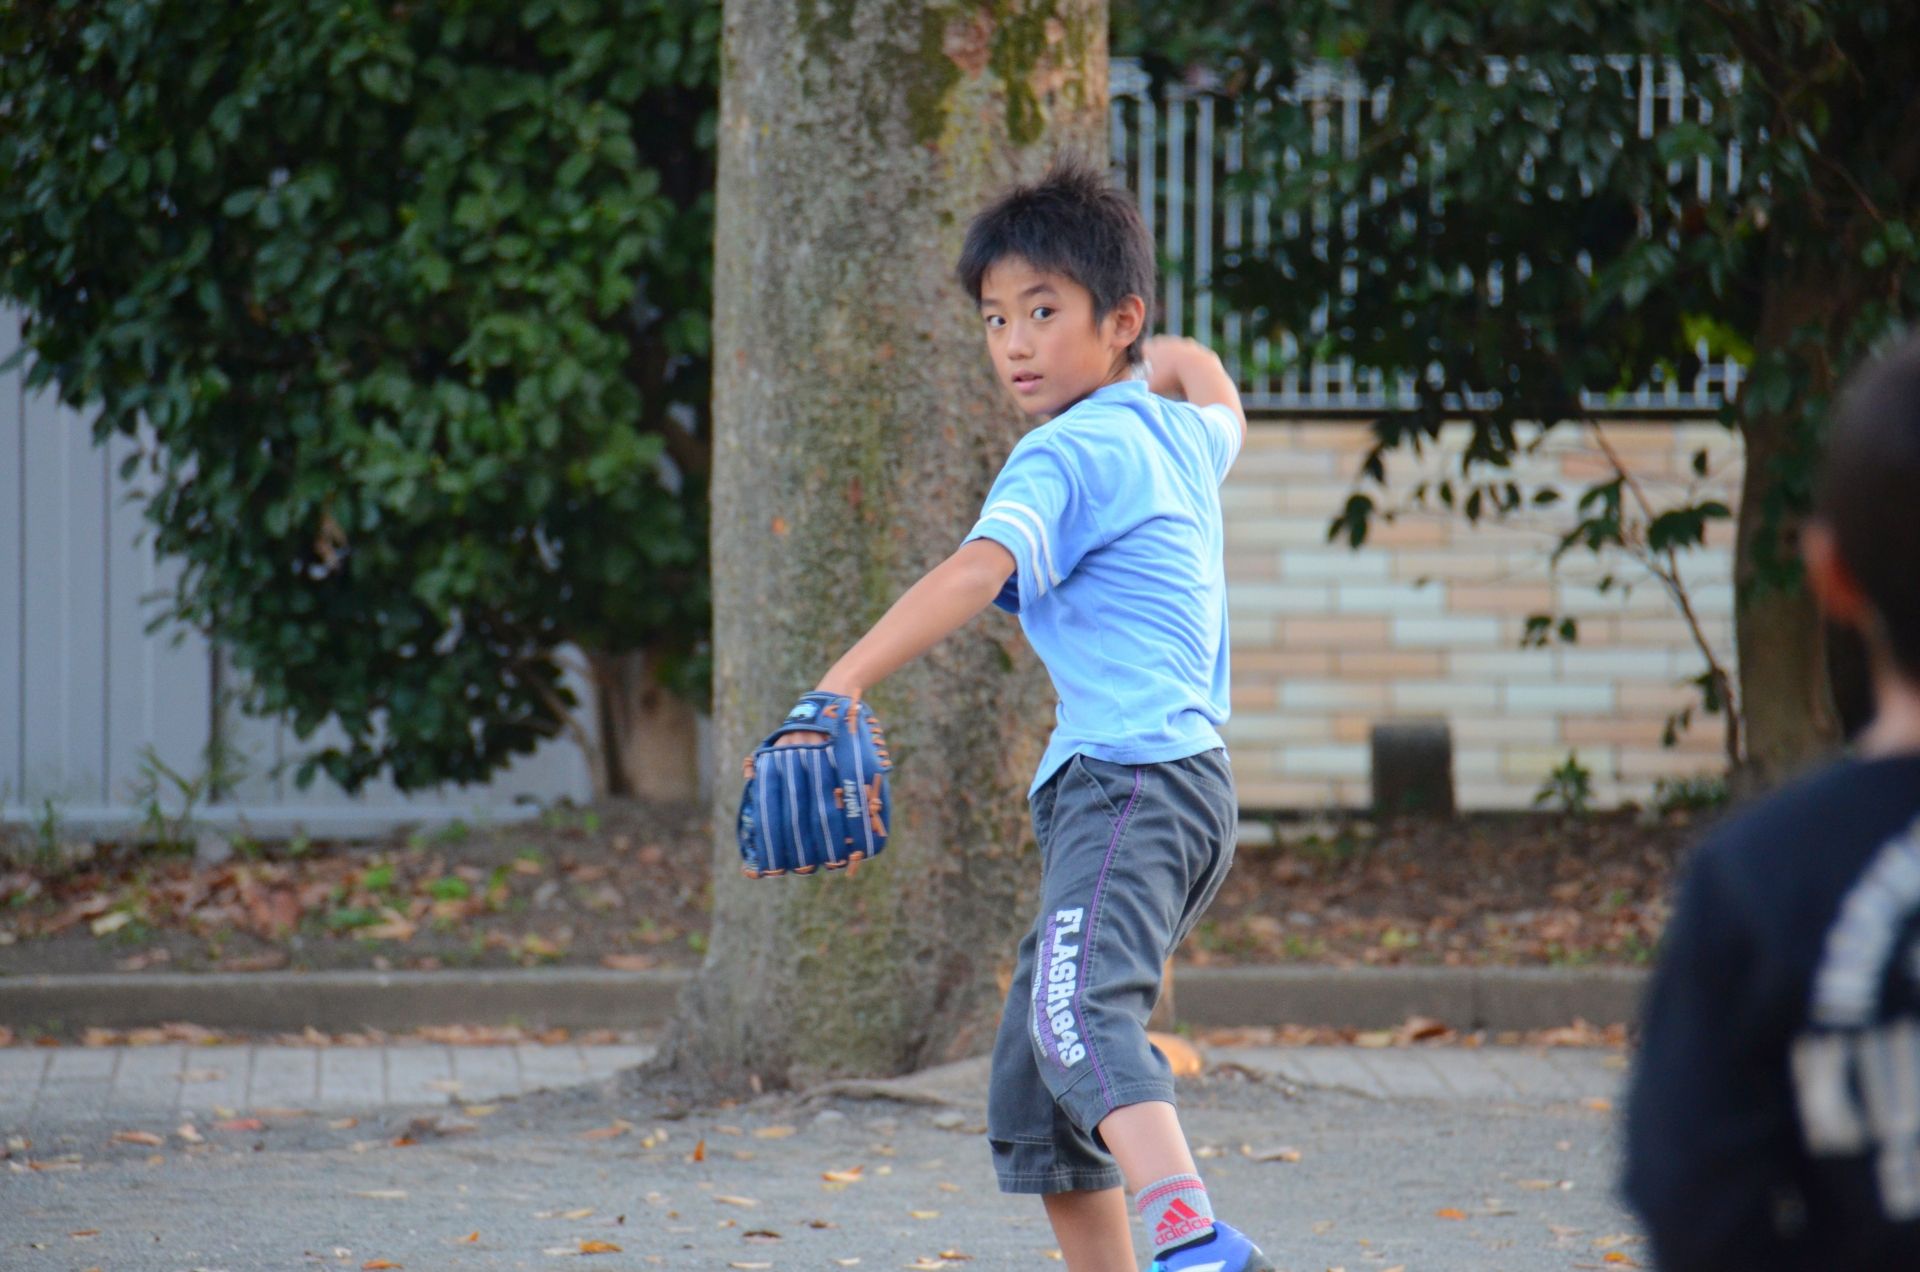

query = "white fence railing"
[1110,57,1746,414]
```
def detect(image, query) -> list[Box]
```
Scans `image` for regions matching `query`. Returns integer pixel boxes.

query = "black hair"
[1815,330,1920,681]
[955,158,1156,365]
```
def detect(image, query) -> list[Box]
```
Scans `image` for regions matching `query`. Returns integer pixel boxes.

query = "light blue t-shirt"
[963,378,1243,797]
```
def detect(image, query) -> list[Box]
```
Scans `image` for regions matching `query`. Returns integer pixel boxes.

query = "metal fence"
[1110,56,1747,414]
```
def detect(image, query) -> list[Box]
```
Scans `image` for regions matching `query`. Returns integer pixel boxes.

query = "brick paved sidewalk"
[1,1038,1626,1134]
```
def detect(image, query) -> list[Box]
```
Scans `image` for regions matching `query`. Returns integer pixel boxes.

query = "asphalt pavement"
[1,1035,1646,1271]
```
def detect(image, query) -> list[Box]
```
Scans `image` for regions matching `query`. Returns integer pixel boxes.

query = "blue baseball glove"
[737,692,893,878]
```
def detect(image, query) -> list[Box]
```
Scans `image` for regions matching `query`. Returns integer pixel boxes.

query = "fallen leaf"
[1584,1097,1614,1112]
[462,1232,478,1243]
[714,1195,760,1208]
[1147,1031,1203,1077]
[909,1209,940,1219]
[823,1166,864,1184]
[728,1264,772,1270]
[578,1121,633,1141]
[350,1190,408,1201]
[111,1130,163,1147]
[1355,1030,1395,1048]
[1603,1256,1639,1267]
[214,1117,264,1133]
[752,1125,797,1139]
[601,953,655,971]
[175,1123,204,1144]
[69,1229,100,1238]
[362,1261,401,1269]
[1242,1144,1302,1163]
[91,911,133,936]
[578,1239,621,1254]
[691,1138,706,1162]
[1436,1207,1468,1220]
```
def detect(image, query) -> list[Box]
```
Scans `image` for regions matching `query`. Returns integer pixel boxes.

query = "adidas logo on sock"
[1155,1197,1214,1246]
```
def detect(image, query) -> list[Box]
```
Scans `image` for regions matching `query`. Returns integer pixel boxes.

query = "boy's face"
[977,256,1142,418]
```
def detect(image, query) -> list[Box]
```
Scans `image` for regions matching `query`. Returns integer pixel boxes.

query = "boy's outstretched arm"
[809,538,1016,701]
[1143,334,1246,444]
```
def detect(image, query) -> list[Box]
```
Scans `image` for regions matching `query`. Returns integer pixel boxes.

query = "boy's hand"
[775,678,860,748]
[1142,335,1212,398]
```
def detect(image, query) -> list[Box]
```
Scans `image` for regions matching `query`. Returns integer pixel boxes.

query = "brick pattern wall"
[1222,418,1743,810]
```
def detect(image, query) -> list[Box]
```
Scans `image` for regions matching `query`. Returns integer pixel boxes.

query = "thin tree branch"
[1588,421,1744,768]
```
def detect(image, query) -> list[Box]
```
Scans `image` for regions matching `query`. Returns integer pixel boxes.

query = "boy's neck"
[1043,366,1135,421]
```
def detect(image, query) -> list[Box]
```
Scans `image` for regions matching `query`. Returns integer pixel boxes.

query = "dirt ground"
[0,798,1710,979]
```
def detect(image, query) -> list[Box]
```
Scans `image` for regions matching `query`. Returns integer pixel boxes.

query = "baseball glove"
[736,692,893,878]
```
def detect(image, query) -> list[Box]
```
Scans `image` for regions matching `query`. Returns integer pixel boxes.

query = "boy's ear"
[1803,521,1870,627]
[1106,294,1146,349]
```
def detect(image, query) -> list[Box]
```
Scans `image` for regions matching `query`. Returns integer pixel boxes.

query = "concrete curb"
[0,964,1647,1034]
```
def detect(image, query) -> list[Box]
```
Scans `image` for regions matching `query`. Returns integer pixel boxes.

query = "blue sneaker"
[1147,1220,1275,1272]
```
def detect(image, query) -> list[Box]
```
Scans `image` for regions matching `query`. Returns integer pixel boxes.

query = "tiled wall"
[1221,418,1743,810]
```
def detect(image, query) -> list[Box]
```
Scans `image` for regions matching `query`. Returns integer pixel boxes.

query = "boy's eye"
[1032,306,1054,320]
[984,314,1006,329]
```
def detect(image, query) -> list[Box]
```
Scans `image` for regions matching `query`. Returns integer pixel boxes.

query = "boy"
[1622,332,1920,1270]
[776,161,1274,1271]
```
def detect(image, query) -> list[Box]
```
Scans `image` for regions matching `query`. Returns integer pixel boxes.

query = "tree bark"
[653,0,1108,1094]
[587,648,701,803]
[1732,264,1845,789]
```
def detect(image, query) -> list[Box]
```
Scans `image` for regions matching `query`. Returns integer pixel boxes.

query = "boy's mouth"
[1010,371,1044,394]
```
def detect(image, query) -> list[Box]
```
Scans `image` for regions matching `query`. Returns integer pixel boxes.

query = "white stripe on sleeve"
[983,500,1062,587]
[975,511,1049,598]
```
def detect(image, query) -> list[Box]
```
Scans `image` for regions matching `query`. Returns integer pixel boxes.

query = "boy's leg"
[988,772,1134,1264]
[1025,750,1267,1267]
[1098,1099,1198,1188]
[1042,1187,1138,1272]
[988,923,1137,1266]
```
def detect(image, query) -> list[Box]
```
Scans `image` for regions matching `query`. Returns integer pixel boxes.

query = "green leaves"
[0,0,720,795]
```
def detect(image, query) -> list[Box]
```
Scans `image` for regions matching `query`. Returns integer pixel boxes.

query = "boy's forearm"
[1146,336,1246,424]
[815,541,1014,697]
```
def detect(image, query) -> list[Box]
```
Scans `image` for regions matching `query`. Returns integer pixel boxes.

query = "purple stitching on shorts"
[1077,764,1143,1111]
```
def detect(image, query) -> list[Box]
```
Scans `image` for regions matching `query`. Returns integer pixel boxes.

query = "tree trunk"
[1732,266,1845,790]
[652,0,1108,1094]
[587,648,701,804]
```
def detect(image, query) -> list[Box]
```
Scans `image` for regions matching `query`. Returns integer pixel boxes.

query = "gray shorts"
[987,748,1238,1194]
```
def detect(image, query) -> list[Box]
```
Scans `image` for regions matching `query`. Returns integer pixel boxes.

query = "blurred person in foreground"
[1623,331,1920,1270]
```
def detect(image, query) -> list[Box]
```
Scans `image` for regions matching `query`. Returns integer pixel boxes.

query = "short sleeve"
[1196,402,1244,483]
[962,436,1102,614]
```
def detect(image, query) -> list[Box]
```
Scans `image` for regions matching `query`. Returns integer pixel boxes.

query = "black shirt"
[1623,753,1920,1271]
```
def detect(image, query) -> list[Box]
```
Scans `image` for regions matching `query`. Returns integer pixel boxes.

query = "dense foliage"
[1124,0,1920,774]
[0,0,718,793]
